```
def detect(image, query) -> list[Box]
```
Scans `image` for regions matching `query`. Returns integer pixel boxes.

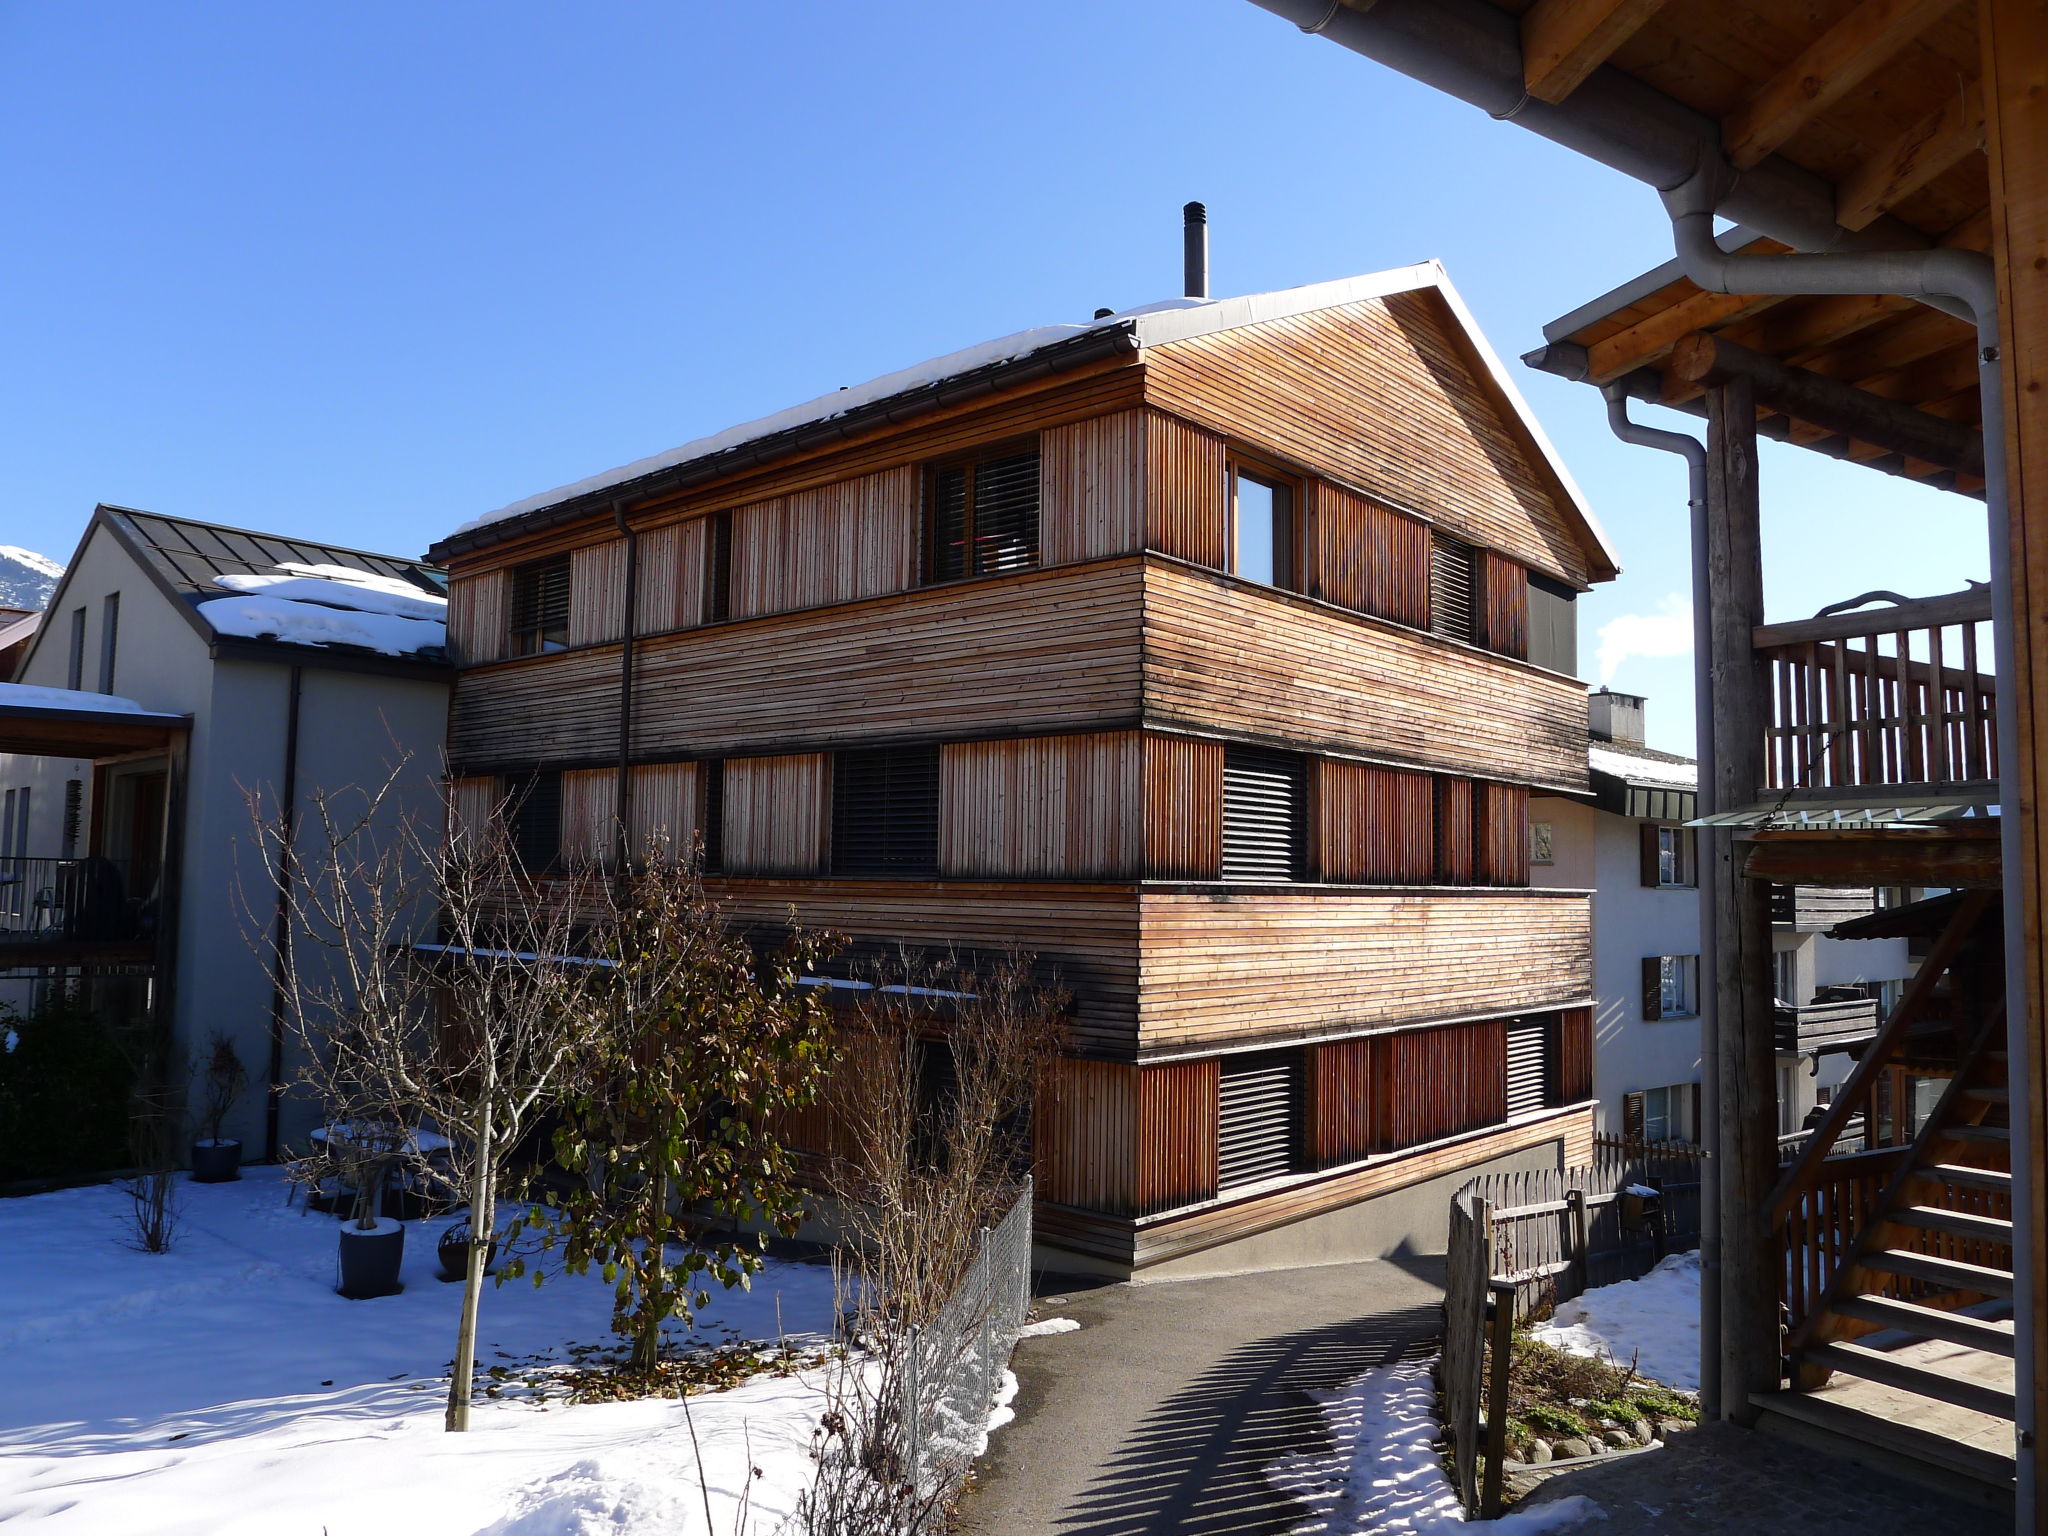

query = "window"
[1773,949,1798,1007]
[1221,746,1308,882]
[1505,1015,1559,1117]
[701,759,725,873]
[704,511,733,623]
[1218,1050,1303,1191]
[1529,820,1554,865]
[1428,533,1477,642]
[509,558,571,656]
[505,771,562,872]
[1642,954,1699,1020]
[1624,1083,1696,1144]
[66,606,86,690]
[1640,824,1695,887]
[926,445,1041,582]
[98,593,120,694]
[831,746,940,875]
[1228,462,1296,589]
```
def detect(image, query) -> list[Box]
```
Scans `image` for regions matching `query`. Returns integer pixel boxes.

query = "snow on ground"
[1270,1357,1605,1534]
[0,1167,840,1535]
[1016,1317,1079,1338]
[1530,1252,1701,1393]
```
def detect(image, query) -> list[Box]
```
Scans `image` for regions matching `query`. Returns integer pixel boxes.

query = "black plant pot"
[336,1219,406,1299]
[189,1139,242,1184]
[436,1218,498,1283]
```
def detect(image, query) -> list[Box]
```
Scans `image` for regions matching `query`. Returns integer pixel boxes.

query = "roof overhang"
[0,702,190,760]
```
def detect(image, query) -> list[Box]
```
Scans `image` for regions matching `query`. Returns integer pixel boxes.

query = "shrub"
[0,996,139,1181]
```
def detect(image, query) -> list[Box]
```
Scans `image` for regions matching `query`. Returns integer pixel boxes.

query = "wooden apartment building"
[424,266,1619,1277]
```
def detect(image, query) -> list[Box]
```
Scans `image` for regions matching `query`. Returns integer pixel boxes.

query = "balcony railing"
[1755,586,1997,799]
[1769,885,1879,931]
[0,857,148,945]
[1774,994,1882,1054]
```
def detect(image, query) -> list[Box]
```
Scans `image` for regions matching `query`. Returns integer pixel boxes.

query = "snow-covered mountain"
[0,546,62,612]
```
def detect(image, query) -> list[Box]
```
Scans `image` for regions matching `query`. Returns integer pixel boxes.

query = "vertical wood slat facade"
[560,767,618,864]
[939,731,1141,878]
[1146,413,1229,568]
[1367,1019,1508,1152]
[729,467,918,620]
[1313,484,1430,628]
[1316,760,1435,882]
[628,760,701,858]
[1436,776,1476,883]
[1143,734,1224,879]
[1036,1059,1137,1213]
[1558,1006,1594,1106]
[1481,552,1530,660]
[724,753,829,874]
[569,538,630,647]
[634,519,710,635]
[448,774,500,848]
[1040,411,1144,566]
[446,571,509,665]
[1474,782,1531,886]
[1137,1058,1219,1213]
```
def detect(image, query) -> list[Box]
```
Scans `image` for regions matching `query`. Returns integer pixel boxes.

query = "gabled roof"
[431,263,1618,580]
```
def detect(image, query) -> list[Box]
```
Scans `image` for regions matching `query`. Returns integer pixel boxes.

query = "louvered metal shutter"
[507,770,562,873]
[1221,746,1308,882]
[1218,1051,1302,1191]
[969,449,1041,575]
[1505,1015,1556,1117]
[831,746,940,875]
[1429,534,1477,642]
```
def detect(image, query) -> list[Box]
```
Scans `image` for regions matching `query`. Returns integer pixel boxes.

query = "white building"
[0,506,452,1167]
[1532,690,1913,1144]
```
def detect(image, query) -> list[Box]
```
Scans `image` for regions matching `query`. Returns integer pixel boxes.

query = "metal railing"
[0,856,146,943]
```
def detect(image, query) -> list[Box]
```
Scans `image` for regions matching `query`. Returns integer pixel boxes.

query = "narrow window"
[1428,533,1477,643]
[508,558,571,656]
[2,788,14,865]
[704,512,733,622]
[12,785,28,861]
[1228,462,1297,590]
[925,445,1041,582]
[1504,1015,1558,1117]
[98,593,120,694]
[1217,1050,1303,1191]
[505,770,563,872]
[67,607,86,690]
[831,745,940,875]
[1641,824,1696,887]
[1221,746,1308,882]
[701,759,725,872]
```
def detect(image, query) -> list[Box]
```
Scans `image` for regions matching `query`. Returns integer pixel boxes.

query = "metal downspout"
[1661,165,2032,1513]
[1601,385,1719,1418]
[263,663,303,1164]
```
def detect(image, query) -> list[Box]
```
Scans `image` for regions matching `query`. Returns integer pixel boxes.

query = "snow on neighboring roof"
[0,545,63,581]
[1590,743,1698,790]
[0,682,167,717]
[452,262,1617,579]
[215,572,446,622]
[198,560,448,658]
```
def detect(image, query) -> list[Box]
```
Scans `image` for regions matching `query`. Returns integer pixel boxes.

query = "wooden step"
[1751,1390,2016,1496]
[1799,1340,2017,1421]
[1890,1205,2014,1245]
[1919,1163,2012,1195]
[1863,1248,2014,1298]
[1831,1295,2017,1356]
[1940,1124,2011,1146]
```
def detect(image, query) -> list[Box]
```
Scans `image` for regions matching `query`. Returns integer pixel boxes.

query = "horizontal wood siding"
[1315,760,1434,883]
[1474,782,1530,886]
[560,767,618,865]
[1144,412,1227,568]
[1312,484,1429,628]
[724,754,829,875]
[1368,1019,1507,1152]
[1135,889,1591,1050]
[1436,776,1475,884]
[1142,563,1587,790]
[447,571,508,666]
[1036,1059,1136,1214]
[569,538,629,647]
[628,760,700,860]
[634,519,709,634]
[1481,552,1529,660]
[1559,1006,1594,1105]
[728,467,918,620]
[1143,733,1223,880]
[1138,1058,1220,1213]
[1139,293,1591,585]
[1041,412,1143,566]
[939,731,1141,878]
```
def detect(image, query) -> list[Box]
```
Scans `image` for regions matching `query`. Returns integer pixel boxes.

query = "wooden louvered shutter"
[1642,956,1664,1021]
[510,558,571,655]
[1505,1016,1555,1117]
[702,759,726,873]
[506,770,562,872]
[1429,533,1477,642]
[831,746,940,875]
[1623,1091,1646,1144]
[1218,1051,1302,1191]
[1641,823,1664,887]
[970,449,1041,575]
[704,511,733,622]
[1221,746,1308,882]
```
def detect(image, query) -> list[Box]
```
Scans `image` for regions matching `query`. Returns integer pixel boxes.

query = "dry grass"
[1489,1332,1699,1460]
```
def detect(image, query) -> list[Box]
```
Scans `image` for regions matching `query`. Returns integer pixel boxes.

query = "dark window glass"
[1221,746,1308,882]
[704,512,732,622]
[509,558,571,656]
[67,607,86,690]
[506,771,562,872]
[701,759,725,873]
[1428,534,1477,643]
[1218,1050,1304,1191]
[831,746,940,875]
[1230,466,1295,589]
[99,593,120,694]
[926,447,1041,582]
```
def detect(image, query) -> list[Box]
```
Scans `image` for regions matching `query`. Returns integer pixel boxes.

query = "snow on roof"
[0,682,172,717]
[0,545,64,582]
[453,263,1616,577]
[1590,744,1698,790]
[198,562,448,658]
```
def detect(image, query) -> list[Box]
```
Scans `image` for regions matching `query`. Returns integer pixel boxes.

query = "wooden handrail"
[1753,587,1993,648]
[1768,888,1992,1222]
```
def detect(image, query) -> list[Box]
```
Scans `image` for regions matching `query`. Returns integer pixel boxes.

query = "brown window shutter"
[1623,1092,1646,1144]
[1640,822,1663,887]
[1642,955,1663,1021]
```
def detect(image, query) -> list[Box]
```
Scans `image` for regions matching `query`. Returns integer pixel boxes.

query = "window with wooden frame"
[508,556,571,656]
[504,770,563,873]
[831,745,940,876]
[1427,532,1478,643]
[701,758,726,873]
[1221,745,1308,882]
[1623,1083,1698,1145]
[924,442,1041,583]
[1227,458,1298,591]
[1641,954,1699,1020]
[1640,823,1696,888]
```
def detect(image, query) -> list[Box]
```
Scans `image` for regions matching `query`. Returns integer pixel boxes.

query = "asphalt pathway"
[956,1255,1447,1536]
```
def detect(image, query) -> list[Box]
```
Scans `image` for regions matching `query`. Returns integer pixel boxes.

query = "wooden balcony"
[0,856,155,966]
[1771,885,1880,932]
[1776,994,1882,1055]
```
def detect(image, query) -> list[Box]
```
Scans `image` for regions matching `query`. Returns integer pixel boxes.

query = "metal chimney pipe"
[1183,201,1209,298]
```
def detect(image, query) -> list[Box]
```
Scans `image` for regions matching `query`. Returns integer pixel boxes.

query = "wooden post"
[1980,3,2048,1522]
[1704,376,1781,1423]
[1566,1186,1590,1295]
[1482,1279,1517,1519]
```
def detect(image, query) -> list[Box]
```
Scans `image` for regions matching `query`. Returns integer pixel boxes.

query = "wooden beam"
[1521,0,1669,103]
[1837,77,1986,230]
[1742,827,2003,887]
[1582,288,1785,383]
[1723,0,1969,170]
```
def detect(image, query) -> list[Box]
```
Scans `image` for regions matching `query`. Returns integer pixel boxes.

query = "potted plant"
[332,1118,407,1300]
[189,1033,248,1183]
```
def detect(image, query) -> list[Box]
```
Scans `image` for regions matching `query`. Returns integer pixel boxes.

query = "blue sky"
[0,1,1988,751]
